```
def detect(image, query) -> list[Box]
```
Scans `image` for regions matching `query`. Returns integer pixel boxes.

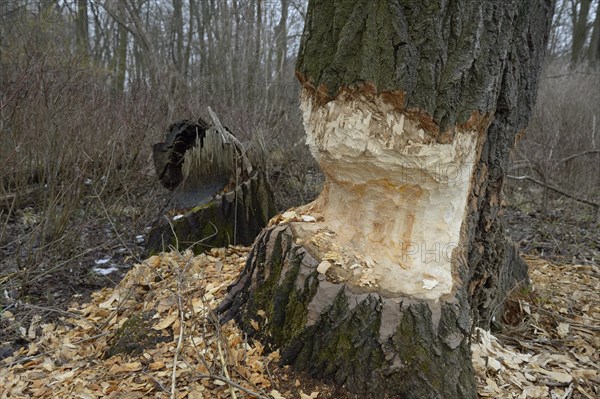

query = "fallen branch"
[507,175,599,210]
[170,285,186,399]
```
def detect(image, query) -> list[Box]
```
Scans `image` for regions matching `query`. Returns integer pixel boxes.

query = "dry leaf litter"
[1,247,598,398]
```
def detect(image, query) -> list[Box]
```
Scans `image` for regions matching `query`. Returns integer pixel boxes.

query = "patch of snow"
[93,266,118,276]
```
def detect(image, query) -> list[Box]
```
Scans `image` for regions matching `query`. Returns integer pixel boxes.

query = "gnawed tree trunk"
[146,111,277,255]
[219,1,554,398]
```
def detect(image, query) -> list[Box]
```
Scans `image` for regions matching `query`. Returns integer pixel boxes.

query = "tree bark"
[275,0,289,79]
[115,23,128,94]
[76,0,89,54]
[146,169,276,254]
[219,1,554,398]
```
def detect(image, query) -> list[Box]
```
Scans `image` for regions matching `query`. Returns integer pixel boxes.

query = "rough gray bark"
[219,1,554,398]
[219,225,475,398]
[296,0,552,136]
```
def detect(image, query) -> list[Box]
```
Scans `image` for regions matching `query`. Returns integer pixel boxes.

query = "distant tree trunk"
[219,1,554,398]
[588,3,600,64]
[193,0,206,77]
[245,0,262,98]
[115,24,128,94]
[76,0,89,54]
[275,0,289,79]
[204,0,216,90]
[183,0,195,77]
[256,0,262,72]
[172,0,184,73]
[170,0,184,99]
[571,0,592,65]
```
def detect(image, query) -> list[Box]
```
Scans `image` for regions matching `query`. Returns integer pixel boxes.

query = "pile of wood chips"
[472,255,599,398]
[1,249,598,398]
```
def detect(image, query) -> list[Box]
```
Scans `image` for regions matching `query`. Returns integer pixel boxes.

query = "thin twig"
[170,284,186,399]
[189,373,270,399]
[92,186,141,263]
[18,303,97,326]
[530,305,600,331]
[217,336,238,399]
[98,286,136,331]
[0,70,31,112]
[6,331,111,367]
[265,360,277,390]
[555,149,600,166]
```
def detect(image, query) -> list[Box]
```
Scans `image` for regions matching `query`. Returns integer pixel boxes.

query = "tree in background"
[548,0,600,65]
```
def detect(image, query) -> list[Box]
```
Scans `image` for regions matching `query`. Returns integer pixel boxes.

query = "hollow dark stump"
[147,116,277,254]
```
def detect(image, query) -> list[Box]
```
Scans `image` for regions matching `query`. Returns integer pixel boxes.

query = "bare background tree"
[0,0,598,362]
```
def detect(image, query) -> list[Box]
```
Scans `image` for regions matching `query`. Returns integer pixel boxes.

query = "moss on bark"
[297,0,554,133]
[146,170,276,255]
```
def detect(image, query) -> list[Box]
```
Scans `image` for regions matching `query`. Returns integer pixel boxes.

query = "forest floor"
[0,204,598,399]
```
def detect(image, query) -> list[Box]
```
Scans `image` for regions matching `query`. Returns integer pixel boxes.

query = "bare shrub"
[0,19,166,306]
[505,60,600,263]
[0,3,317,314]
[507,60,600,217]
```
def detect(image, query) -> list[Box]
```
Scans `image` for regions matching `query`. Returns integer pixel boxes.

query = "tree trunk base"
[219,224,477,399]
[146,170,276,255]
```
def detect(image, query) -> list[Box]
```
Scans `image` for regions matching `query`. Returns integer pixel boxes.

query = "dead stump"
[146,112,277,254]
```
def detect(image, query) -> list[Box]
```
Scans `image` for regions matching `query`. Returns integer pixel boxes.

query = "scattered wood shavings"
[0,250,596,399]
[269,209,319,226]
[356,268,377,287]
[421,278,439,290]
[473,255,599,398]
[0,247,285,399]
[316,261,332,275]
